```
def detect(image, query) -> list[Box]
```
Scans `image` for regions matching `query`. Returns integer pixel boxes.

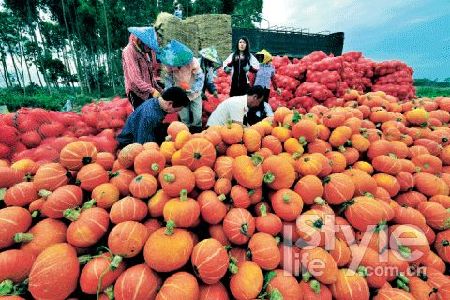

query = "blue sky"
[262,0,450,80]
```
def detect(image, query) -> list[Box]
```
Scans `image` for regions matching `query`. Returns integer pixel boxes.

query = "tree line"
[0,0,262,97]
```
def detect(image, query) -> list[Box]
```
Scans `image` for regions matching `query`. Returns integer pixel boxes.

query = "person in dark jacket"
[223,36,259,96]
[117,87,189,148]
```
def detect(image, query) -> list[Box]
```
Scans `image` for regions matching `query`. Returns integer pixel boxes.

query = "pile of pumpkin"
[1,91,450,300]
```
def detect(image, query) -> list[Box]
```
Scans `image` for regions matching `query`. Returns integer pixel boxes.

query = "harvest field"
[1,49,450,300]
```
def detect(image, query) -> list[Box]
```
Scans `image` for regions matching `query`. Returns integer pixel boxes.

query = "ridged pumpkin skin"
[156,272,199,300]
[114,264,161,300]
[144,225,194,272]
[266,269,302,300]
[262,155,296,190]
[298,280,332,300]
[230,261,263,300]
[28,243,80,300]
[108,221,150,258]
[344,196,386,232]
[191,238,229,284]
[4,182,38,207]
[59,141,98,171]
[301,247,338,284]
[163,190,201,228]
[179,138,217,170]
[0,207,32,249]
[373,287,415,300]
[330,268,370,300]
[33,163,69,191]
[323,173,355,205]
[199,282,230,300]
[76,163,109,192]
[223,208,255,245]
[158,165,196,197]
[248,232,280,270]
[232,155,263,189]
[80,254,126,294]
[0,249,35,283]
[66,207,110,248]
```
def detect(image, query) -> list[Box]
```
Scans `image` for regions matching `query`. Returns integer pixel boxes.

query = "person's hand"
[276,88,282,95]
[152,89,161,98]
[213,91,218,98]
[243,65,250,72]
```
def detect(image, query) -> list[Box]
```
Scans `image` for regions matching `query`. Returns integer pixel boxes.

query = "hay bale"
[153,13,232,61]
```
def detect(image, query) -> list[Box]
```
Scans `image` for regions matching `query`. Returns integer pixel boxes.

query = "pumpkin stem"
[103,286,114,300]
[151,163,160,172]
[82,199,97,210]
[228,256,239,274]
[314,197,326,205]
[263,270,277,291]
[110,255,123,270]
[442,239,450,247]
[302,271,312,282]
[246,249,252,260]
[38,189,52,198]
[292,111,301,123]
[63,207,81,222]
[109,171,119,178]
[313,218,324,229]
[218,194,226,202]
[251,153,264,166]
[226,119,233,129]
[357,266,368,277]
[298,136,307,146]
[322,176,331,184]
[309,279,321,294]
[82,156,92,165]
[260,203,268,217]
[268,288,283,300]
[0,188,5,202]
[374,221,387,232]
[163,173,175,183]
[292,152,302,160]
[364,192,374,198]
[78,254,94,264]
[165,220,176,235]
[240,223,249,237]
[282,193,291,203]
[397,273,410,284]
[275,236,281,245]
[248,189,255,196]
[193,152,202,160]
[398,245,411,259]
[0,279,14,296]
[338,199,354,215]
[263,172,275,184]
[13,232,34,243]
[396,279,410,292]
[179,189,188,201]
[31,210,40,218]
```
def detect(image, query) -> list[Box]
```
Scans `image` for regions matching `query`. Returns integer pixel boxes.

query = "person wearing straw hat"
[159,39,205,133]
[246,49,279,125]
[199,47,220,100]
[122,26,163,109]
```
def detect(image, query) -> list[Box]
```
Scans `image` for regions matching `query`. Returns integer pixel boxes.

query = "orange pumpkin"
[220,122,243,144]
[191,238,228,284]
[232,155,263,189]
[179,138,217,170]
[59,141,97,171]
[247,232,280,270]
[300,247,338,284]
[330,268,369,300]
[266,269,302,300]
[271,188,304,221]
[243,128,262,152]
[163,189,200,228]
[118,143,144,168]
[223,208,255,245]
[108,221,149,258]
[156,272,199,300]
[114,264,161,300]
[134,149,166,176]
[214,156,234,180]
[109,168,136,196]
[262,155,295,190]
[230,261,263,300]
[344,196,386,232]
[158,165,196,197]
[293,175,323,205]
[76,163,109,192]
[33,163,69,191]
[323,173,355,205]
[144,221,194,272]
[128,173,158,199]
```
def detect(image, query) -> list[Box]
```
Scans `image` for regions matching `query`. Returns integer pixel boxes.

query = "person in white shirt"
[206,85,265,127]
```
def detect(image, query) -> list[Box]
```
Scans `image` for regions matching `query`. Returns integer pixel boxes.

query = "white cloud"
[262,0,446,34]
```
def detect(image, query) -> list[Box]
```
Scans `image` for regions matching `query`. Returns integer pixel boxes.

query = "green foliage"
[415,86,450,98]
[0,86,103,112]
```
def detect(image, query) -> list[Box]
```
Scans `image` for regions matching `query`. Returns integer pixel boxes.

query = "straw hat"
[158,39,194,67]
[128,27,159,51]
[199,47,220,64]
